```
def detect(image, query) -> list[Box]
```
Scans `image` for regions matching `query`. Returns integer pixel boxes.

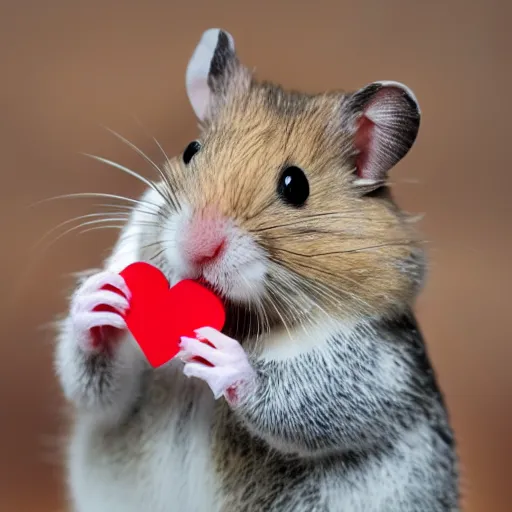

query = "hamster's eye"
[277,166,309,207]
[183,140,201,165]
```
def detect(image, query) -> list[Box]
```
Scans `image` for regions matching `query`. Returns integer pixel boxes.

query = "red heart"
[119,262,225,368]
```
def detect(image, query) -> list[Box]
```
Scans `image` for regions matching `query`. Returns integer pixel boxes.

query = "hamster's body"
[55,29,459,511]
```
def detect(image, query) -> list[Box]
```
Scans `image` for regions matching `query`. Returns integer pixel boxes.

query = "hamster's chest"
[76,366,220,512]
[131,364,217,442]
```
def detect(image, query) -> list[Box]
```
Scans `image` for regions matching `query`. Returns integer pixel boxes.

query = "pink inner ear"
[187,77,212,120]
[352,84,420,183]
[354,114,375,178]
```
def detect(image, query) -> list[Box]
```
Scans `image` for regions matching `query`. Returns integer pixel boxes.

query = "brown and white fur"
[55,28,459,511]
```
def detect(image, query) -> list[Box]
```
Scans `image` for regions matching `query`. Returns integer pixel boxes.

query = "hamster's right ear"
[342,81,421,188]
[186,28,251,121]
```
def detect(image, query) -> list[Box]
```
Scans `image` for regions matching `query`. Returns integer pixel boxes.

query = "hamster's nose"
[181,209,227,267]
[190,239,226,266]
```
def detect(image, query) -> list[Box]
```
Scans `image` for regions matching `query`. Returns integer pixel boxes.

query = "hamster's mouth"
[191,273,280,340]
[194,276,251,338]
[196,275,225,299]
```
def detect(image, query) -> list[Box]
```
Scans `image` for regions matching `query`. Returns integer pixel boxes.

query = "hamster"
[54,28,460,512]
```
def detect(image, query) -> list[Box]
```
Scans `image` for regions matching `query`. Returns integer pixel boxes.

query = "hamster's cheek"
[217,232,269,303]
[223,259,267,303]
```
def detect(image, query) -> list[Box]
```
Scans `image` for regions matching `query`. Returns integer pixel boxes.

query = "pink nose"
[191,239,225,265]
[182,210,227,266]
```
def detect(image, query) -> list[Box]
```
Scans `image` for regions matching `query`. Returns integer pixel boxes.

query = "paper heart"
[119,262,225,368]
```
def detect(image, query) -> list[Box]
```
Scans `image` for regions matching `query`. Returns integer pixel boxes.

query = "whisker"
[281,272,333,323]
[271,241,416,259]
[129,114,174,170]
[309,273,374,314]
[268,270,308,321]
[256,297,271,340]
[235,298,241,341]
[150,137,185,210]
[264,287,293,342]
[149,247,167,262]
[31,212,130,251]
[150,137,178,188]
[270,282,310,337]
[139,240,167,252]
[251,212,367,233]
[30,192,161,212]
[93,203,161,218]
[246,291,253,343]
[36,215,158,262]
[303,272,367,311]
[268,256,373,313]
[15,219,128,297]
[102,127,179,211]
[241,276,270,341]
[79,224,126,235]
[39,218,132,254]
[268,263,330,327]
[128,115,184,212]
[258,292,272,338]
[82,153,169,206]
[264,226,394,241]
[152,136,172,168]
[300,210,365,219]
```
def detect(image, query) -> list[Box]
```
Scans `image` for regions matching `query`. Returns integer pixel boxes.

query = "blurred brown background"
[0,1,510,511]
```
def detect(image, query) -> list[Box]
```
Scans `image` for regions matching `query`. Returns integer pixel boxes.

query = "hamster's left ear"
[186,28,251,121]
[342,81,421,187]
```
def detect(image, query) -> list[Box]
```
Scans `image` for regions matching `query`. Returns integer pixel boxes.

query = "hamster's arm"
[183,320,430,458]
[232,321,429,457]
[54,187,160,426]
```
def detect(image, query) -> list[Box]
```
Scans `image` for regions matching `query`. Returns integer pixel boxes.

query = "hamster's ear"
[186,28,250,121]
[342,81,421,186]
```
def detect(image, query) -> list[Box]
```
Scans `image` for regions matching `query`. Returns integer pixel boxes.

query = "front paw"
[178,327,256,401]
[70,271,130,353]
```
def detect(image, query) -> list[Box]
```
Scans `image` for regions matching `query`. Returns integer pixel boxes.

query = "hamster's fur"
[55,28,459,511]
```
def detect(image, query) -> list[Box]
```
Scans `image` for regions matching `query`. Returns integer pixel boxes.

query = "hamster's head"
[151,29,425,329]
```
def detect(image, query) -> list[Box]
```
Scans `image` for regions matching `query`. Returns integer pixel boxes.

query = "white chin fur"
[162,206,268,304]
[204,258,267,303]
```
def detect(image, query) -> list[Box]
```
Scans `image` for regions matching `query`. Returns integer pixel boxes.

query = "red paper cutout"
[119,262,225,368]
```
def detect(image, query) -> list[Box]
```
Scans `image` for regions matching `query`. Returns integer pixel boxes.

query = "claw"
[74,311,127,332]
[194,327,239,351]
[73,290,130,316]
[179,336,229,366]
[70,271,130,352]
[181,328,256,401]
[183,363,240,399]
[80,271,131,300]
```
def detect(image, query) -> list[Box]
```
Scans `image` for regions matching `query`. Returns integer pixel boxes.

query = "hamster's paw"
[179,327,256,401]
[70,271,131,353]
